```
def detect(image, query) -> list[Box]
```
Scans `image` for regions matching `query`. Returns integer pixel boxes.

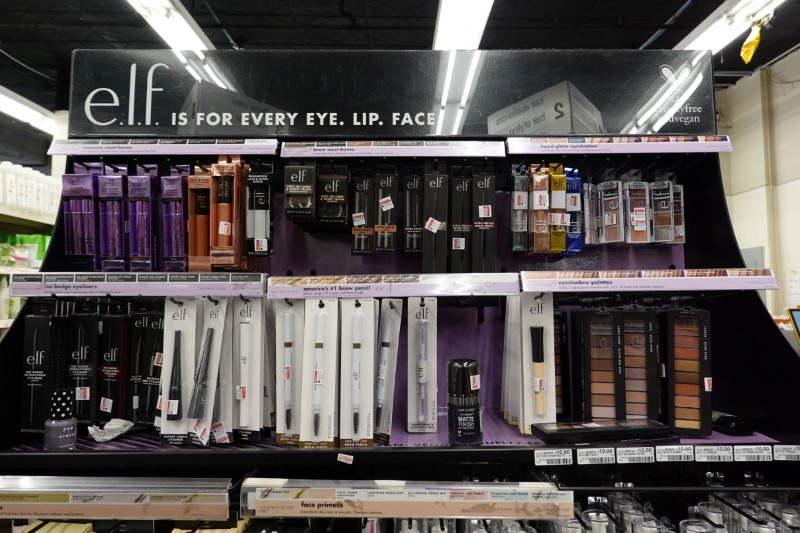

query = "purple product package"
[160,176,187,271]
[127,175,158,272]
[61,174,100,271]
[97,175,127,272]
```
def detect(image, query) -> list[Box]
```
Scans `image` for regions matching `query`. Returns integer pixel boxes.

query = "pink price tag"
[533,378,546,392]
[313,369,323,385]
[284,365,291,380]
[100,397,113,413]
[76,387,90,401]
[424,217,442,233]
[154,352,163,366]
[452,237,465,250]
[470,374,481,390]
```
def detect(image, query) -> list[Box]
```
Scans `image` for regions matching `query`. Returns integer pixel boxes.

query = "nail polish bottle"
[447,359,482,445]
[44,389,77,451]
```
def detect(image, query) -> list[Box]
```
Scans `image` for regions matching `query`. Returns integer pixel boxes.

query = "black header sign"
[69,49,716,138]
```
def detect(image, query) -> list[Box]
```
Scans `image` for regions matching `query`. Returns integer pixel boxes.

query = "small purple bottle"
[44,389,77,451]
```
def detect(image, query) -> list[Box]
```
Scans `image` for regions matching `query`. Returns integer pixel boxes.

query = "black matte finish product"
[447,359,482,446]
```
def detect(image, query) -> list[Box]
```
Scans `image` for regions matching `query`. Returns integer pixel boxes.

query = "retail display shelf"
[0,319,13,329]
[0,207,55,230]
[240,478,573,519]
[520,269,778,292]
[266,272,521,299]
[0,476,230,520]
[47,138,279,156]
[506,135,733,155]
[280,140,507,158]
[9,272,267,297]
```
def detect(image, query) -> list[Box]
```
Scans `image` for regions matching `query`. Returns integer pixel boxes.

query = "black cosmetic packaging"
[447,359,482,445]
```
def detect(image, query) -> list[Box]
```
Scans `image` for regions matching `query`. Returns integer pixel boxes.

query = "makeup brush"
[530,326,546,416]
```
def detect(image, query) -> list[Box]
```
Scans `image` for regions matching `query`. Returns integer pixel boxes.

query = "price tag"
[656,445,694,462]
[166,399,180,416]
[283,365,291,380]
[157,395,163,411]
[513,191,528,210]
[548,213,570,226]
[632,208,647,231]
[379,196,395,211]
[337,453,354,465]
[774,445,800,461]
[352,212,366,226]
[675,225,685,237]
[192,419,210,444]
[100,397,113,413]
[577,447,615,465]
[313,369,323,385]
[218,221,232,235]
[425,217,442,233]
[478,205,492,218]
[604,213,618,226]
[132,395,139,410]
[377,363,387,380]
[75,386,91,401]
[532,378,546,392]
[212,422,230,444]
[154,351,163,366]
[255,239,270,252]
[617,446,654,464]
[532,192,549,210]
[236,385,247,400]
[535,448,573,466]
[704,377,712,392]
[695,445,733,462]
[566,193,581,211]
[452,238,466,250]
[470,375,481,390]
[734,445,772,462]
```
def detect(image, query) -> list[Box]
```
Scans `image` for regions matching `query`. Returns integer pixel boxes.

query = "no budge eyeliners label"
[616,446,654,464]
[774,445,800,461]
[694,445,733,462]
[535,448,573,466]
[656,445,694,462]
[734,445,772,462]
[577,447,615,465]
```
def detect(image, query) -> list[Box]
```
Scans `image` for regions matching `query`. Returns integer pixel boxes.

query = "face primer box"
[422,161,448,273]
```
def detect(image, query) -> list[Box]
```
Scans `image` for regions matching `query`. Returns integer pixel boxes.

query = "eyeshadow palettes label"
[577,447,615,465]
[656,445,694,462]
[734,445,772,462]
[534,448,573,466]
[694,445,733,462]
[616,446,655,464]
[774,445,800,461]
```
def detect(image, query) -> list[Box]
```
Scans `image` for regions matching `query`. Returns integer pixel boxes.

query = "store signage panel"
[69,50,716,138]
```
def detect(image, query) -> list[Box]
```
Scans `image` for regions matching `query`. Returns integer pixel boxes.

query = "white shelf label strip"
[534,448,574,466]
[773,445,800,461]
[507,136,733,154]
[48,139,279,156]
[734,445,772,462]
[694,445,734,462]
[280,140,506,158]
[521,270,777,292]
[656,445,694,462]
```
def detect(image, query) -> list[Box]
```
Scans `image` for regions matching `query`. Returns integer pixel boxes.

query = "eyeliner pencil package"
[97,175,127,272]
[62,174,99,271]
[407,297,437,433]
[318,164,350,229]
[402,166,424,254]
[350,170,376,255]
[68,299,100,425]
[232,296,264,442]
[422,161,448,273]
[448,167,472,274]
[246,161,273,256]
[375,165,399,253]
[274,298,305,446]
[160,175,187,272]
[373,298,403,445]
[97,301,131,425]
[339,298,376,447]
[471,162,495,273]
[21,299,65,433]
[127,175,158,272]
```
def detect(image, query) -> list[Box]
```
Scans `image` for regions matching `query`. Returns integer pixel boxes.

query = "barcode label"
[577,447,615,465]
[774,445,800,461]
[617,446,654,464]
[734,445,772,462]
[656,445,694,462]
[695,445,733,462]
[535,448,573,466]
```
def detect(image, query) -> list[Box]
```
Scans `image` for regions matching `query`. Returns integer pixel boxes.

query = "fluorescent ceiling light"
[440,51,457,106]
[674,0,788,54]
[459,51,482,107]
[433,0,494,50]
[0,85,56,135]
[126,0,215,58]
[451,107,464,135]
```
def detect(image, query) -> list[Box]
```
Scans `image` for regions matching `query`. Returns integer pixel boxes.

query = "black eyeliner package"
[422,161,448,273]
[350,170,376,255]
[448,167,472,274]
[317,164,350,228]
[130,300,164,427]
[284,160,316,219]
[402,166,424,254]
[97,301,131,425]
[471,163,496,273]
[375,165,399,253]
[68,299,100,425]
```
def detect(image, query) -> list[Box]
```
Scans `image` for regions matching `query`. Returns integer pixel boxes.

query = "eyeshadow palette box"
[574,309,624,421]
[617,308,659,421]
[532,419,673,444]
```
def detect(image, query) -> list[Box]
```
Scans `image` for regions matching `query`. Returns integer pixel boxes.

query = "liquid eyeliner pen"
[283,311,294,431]
[375,312,392,429]
[167,330,182,421]
[238,322,250,426]
[188,327,214,419]
[417,318,428,423]
[313,311,326,437]
[351,309,363,435]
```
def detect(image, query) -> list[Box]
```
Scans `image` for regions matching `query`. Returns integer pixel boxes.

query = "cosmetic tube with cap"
[447,359,482,445]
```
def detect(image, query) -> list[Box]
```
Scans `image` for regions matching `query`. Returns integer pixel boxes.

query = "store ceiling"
[0,0,798,111]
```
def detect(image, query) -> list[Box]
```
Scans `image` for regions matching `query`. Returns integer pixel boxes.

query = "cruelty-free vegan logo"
[659,64,692,102]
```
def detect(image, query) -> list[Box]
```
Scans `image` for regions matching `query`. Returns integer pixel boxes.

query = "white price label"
[313,369,324,385]
[166,399,180,416]
[734,445,772,462]
[513,191,528,210]
[532,377,546,392]
[470,374,481,390]
[379,196,395,211]
[212,422,230,443]
[617,446,654,464]
[695,445,733,462]
[283,365,291,380]
[548,213,570,226]
[478,205,492,218]
[425,217,442,233]
[656,445,694,462]
[255,238,270,252]
[75,386,91,401]
[577,447,616,465]
[774,445,800,461]
[532,192,550,209]
[132,395,139,410]
[566,193,581,211]
[452,237,466,250]
[100,397,113,413]
[192,419,210,444]
[218,221,232,235]
[157,395,163,411]
[632,208,647,231]
[704,377,712,392]
[604,213,618,226]
[236,385,247,400]
[154,351,163,366]
[675,225,685,237]
[352,212,366,226]
[535,448,573,466]
[377,363,387,380]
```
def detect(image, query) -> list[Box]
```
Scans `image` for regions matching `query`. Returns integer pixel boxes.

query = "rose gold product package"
[598,181,623,244]
[624,181,650,244]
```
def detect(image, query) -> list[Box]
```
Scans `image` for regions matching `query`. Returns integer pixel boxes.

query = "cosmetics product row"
[511,164,686,254]
[0,160,61,220]
[61,157,272,272]
[20,295,483,447]
[503,293,712,442]
[284,161,496,273]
